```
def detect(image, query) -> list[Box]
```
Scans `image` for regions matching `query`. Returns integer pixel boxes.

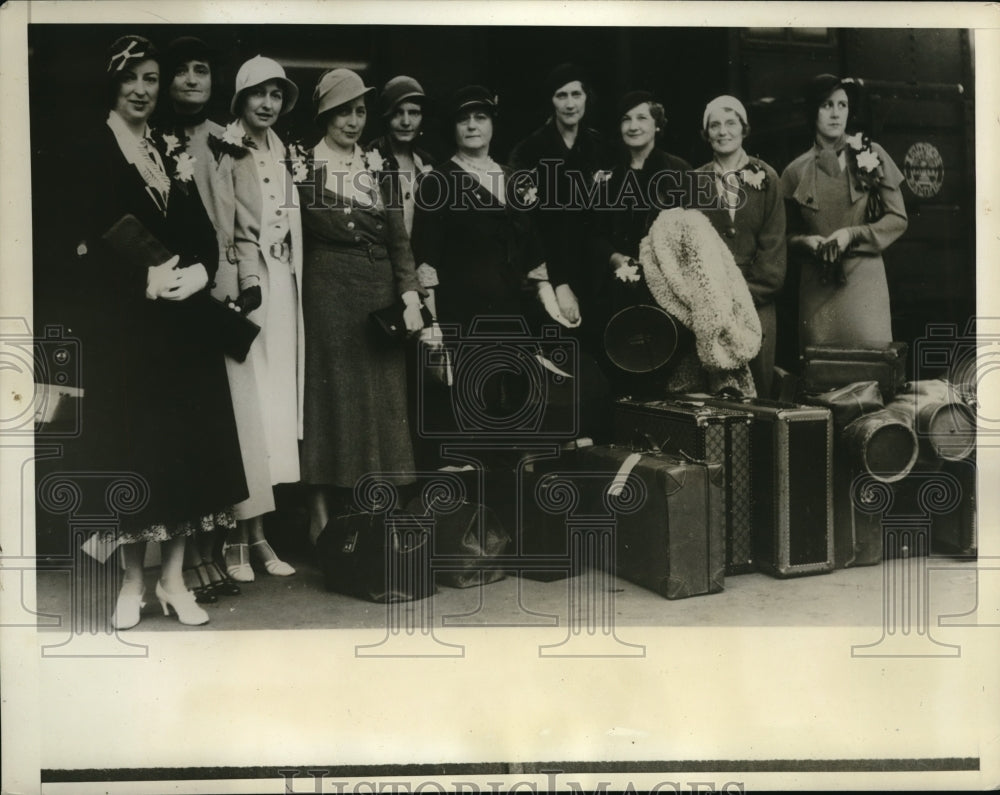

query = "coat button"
[354,234,361,242]
[76,241,88,257]
[806,196,814,204]
[276,209,282,215]
[263,177,270,183]
[344,207,352,215]
[376,223,383,231]
[726,227,736,238]
[347,221,355,230]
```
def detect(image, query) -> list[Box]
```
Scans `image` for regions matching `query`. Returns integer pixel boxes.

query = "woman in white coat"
[214,55,305,580]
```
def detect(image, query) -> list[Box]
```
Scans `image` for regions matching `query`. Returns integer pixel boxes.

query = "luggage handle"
[628,429,668,455]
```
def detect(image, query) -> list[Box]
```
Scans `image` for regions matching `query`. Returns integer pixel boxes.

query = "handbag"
[315,511,437,603]
[101,214,260,362]
[369,298,433,340]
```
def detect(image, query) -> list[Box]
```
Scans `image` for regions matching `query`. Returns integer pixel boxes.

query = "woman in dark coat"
[410,84,552,332]
[365,75,435,237]
[509,63,608,339]
[410,85,574,462]
[73,35,247,628]
[696,94,786,397]
[780,74,908,349]
[592,90,693,292]
[298,69,425,543]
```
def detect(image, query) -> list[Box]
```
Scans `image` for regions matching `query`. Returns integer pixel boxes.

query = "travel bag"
[611,396,755,574]
[577,443,726,599]
[697,395,834,578]
[800,341,908,398]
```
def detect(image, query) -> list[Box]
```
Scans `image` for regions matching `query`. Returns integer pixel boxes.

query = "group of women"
[76,34,907,629]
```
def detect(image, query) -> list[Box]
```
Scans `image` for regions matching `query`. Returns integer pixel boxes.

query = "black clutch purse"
[369,298,433,340]
[101,214,260,362]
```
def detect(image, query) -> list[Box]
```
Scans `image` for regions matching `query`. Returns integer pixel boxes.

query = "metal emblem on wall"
[903,141,945,198]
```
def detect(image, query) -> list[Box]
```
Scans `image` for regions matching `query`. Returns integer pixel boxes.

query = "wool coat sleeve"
[745,165,787,305]
[846,143,908,254]
[382,180,421,296]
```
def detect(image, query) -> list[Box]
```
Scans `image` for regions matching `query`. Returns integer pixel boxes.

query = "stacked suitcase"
[609,393,835,583]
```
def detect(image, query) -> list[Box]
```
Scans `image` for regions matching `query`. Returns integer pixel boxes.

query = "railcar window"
[741,27,837,48]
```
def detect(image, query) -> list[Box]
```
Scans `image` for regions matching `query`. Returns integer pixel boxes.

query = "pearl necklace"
[454,151,499,175]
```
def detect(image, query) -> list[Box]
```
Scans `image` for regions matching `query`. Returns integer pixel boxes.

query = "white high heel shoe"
[250,540,296,576]
[111,587,146,630]
[155,581,209,626]
[223,542,254,582]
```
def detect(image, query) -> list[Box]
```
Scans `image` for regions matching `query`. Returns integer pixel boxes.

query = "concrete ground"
[34,545,984,634]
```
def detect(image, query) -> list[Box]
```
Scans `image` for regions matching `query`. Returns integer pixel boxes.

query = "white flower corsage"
[174,151,196,183]
[162,133,181,157]
[593,169,612,184]
[286,142,309,183]
[365,148,385,175]
[614,259,642,284]
[222,121,246,148]
[738,161,768,191]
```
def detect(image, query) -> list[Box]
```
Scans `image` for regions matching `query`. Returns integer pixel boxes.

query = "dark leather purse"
[369,298,433,340]
[316,511,437,603]
[101,214,260,362]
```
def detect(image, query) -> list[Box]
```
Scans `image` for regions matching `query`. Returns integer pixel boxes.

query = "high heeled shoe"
[203,560,241,596]
[111,586,146,630]
[223,542,254,582]
[155,581,209,626]
[183,565,219,604]
[250,539,296,576]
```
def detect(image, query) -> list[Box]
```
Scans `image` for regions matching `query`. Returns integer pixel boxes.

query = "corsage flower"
[285,142,310,184]
[174,151,196,183]
[364,148,385,175]
[162,133,181,157]
[739,161,767,190]
[593,169,612,184]
[846,131,885,221]
[614,259,642,284]
[209,121,254,160]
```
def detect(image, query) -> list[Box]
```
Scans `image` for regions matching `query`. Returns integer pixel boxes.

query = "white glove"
[161,262,209,301]
[146,255,182,300]
[554,283,581,324]
[536,281,581,328]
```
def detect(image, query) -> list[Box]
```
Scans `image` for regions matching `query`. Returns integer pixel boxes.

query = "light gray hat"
[313,68,375,121]
[230,55,299,116]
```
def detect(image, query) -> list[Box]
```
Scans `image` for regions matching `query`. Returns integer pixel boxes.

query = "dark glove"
[233,284,262,314]
[816,240,847,287]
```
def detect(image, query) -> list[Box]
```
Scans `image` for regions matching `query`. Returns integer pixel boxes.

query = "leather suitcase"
[801,341,908,398]
[577,444,726,599]
[698,396,834,578]
[612,396,755,574]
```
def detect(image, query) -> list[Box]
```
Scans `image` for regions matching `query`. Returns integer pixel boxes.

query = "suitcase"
[612,396,755,574]
[697,395,834,578]
[801,341,908,398]
[577,444,726,599]
[516,444,597,581]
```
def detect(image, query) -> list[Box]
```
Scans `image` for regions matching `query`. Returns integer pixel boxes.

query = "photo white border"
[2,1,999,792]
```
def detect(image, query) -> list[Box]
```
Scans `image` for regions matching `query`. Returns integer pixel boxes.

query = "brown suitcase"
[801,342,908,398]
[577,444,726,599]
[612,396,755,574]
